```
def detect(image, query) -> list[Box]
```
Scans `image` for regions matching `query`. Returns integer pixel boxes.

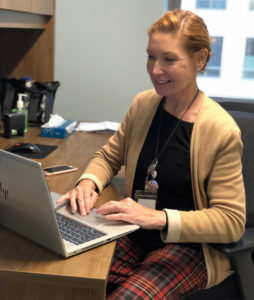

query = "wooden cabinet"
[0,0,55,81]
[0,0,53,15]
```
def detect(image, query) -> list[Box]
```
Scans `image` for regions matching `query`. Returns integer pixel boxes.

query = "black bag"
[0,78,60,124]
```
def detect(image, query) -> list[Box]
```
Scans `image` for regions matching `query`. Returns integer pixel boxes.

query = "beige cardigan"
[80,89,246,288]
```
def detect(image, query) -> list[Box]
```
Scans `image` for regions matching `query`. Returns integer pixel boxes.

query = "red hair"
[148,9,212,69]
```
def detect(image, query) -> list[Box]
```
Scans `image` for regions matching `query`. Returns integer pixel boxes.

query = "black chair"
[186,99,254,300]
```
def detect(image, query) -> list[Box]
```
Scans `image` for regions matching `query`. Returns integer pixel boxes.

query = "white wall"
[54,0,164,122]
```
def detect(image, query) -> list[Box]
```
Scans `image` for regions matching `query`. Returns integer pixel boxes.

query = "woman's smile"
[146,31,199,100]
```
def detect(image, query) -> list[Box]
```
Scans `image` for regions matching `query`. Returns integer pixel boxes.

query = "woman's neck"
[163,88,202,122]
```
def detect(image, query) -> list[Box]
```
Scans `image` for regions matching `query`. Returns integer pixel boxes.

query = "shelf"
[0,0,53,15]
[0,0,55,81]
[0,9,51,29]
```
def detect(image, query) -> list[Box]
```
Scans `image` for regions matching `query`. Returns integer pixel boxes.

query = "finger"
[97,201,122,215]
[104,213,133,223]
[85,190,98,213]
[96,201,113,214]
[56,193,70,204]
[76,189,87,216]
[69,189,78,214]
[98,198,137,214]
[105,212,139,226]
[81,188,93,214]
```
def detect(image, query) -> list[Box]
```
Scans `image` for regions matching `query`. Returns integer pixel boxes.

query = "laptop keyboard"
[56,213,106,245]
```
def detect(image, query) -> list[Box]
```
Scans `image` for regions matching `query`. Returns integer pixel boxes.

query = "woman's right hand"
[56,179,99,216]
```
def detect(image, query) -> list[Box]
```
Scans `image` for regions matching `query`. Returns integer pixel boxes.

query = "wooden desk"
[0,127,124,300]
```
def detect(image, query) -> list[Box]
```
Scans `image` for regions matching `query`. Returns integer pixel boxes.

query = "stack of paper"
[75,121,119,132]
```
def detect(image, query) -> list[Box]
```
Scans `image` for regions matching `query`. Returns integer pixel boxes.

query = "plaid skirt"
[107,236,207,300]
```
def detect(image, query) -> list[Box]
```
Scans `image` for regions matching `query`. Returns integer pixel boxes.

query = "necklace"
[144,89,200,193]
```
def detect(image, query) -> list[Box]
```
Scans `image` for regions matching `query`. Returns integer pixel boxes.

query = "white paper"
[75,121,119,132]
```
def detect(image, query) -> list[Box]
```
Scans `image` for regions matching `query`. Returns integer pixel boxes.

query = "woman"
[58,9,245,299]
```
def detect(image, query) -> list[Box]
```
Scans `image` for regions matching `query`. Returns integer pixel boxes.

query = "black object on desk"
[8,143,41,154]
[6,143,57,159]
[3,112,25,138]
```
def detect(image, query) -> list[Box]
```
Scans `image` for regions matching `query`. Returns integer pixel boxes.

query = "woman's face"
[146,31,200,99]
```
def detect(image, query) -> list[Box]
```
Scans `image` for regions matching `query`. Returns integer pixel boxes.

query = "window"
[243,38,254,79]
[200,36,223,77]
[196,0,226,9]
[250,0,254,10]
[181,0,254,100]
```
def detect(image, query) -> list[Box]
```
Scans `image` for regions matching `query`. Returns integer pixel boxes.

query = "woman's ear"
[195,48,209,71]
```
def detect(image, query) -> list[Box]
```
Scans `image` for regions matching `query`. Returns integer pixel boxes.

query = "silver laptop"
[0,150,139,258]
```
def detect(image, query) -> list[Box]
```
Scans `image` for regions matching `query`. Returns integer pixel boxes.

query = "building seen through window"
[180,0,254,100]
[200,36,223,77]
[243,38,254,79]
[196,0,226,9]
[250,0,254,10]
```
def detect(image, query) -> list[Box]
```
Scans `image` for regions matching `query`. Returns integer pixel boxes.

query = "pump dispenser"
[12,93,28,133]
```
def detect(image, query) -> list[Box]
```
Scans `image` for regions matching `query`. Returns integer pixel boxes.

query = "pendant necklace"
[144,89,200,194]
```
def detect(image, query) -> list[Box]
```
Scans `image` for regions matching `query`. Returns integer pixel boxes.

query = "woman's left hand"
[96,197,166,230]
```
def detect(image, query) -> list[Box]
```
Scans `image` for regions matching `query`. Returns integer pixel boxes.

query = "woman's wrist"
[78,179,97,191]
[154,210,168,230]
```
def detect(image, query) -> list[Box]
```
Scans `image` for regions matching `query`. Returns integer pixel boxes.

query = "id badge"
[134,190,157,209]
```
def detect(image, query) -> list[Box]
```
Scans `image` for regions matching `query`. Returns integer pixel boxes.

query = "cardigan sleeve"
[78,89,161,194]
[161,106,246,244]
[78,91,143,193]
[78,115,128,193]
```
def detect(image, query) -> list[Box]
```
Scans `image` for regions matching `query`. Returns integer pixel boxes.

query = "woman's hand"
[56,179,98,216]
[97,197,166,230]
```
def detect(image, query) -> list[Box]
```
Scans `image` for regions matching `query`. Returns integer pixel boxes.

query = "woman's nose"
[152,60,164,75]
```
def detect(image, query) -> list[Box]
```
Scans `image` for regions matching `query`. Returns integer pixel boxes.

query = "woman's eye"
[147,55,155,60]
[165,57,176,63]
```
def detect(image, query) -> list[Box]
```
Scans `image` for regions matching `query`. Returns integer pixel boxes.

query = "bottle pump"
[12,93,28,133]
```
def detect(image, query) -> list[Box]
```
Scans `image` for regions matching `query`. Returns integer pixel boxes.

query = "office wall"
[54,0,164,122]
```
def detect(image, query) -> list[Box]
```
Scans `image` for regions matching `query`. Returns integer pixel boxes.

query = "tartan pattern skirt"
[107,236,207,300]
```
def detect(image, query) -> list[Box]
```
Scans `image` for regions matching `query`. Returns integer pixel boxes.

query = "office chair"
[186,99,254,300]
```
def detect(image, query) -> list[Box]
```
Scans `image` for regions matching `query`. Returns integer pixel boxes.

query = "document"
[75,121,119,132]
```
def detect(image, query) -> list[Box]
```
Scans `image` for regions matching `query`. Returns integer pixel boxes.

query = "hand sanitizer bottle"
[12,93,28,133]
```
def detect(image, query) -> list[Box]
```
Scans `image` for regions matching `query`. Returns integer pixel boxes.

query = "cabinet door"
[0,0,54,15]
[0,0,55,81]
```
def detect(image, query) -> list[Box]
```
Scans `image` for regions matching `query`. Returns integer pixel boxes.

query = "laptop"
[0,149,139,258]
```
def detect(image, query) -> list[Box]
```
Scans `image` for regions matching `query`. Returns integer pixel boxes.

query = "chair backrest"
[217,100,254,228]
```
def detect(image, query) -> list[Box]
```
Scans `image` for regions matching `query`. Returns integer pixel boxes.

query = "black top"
[129,98,201,251]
